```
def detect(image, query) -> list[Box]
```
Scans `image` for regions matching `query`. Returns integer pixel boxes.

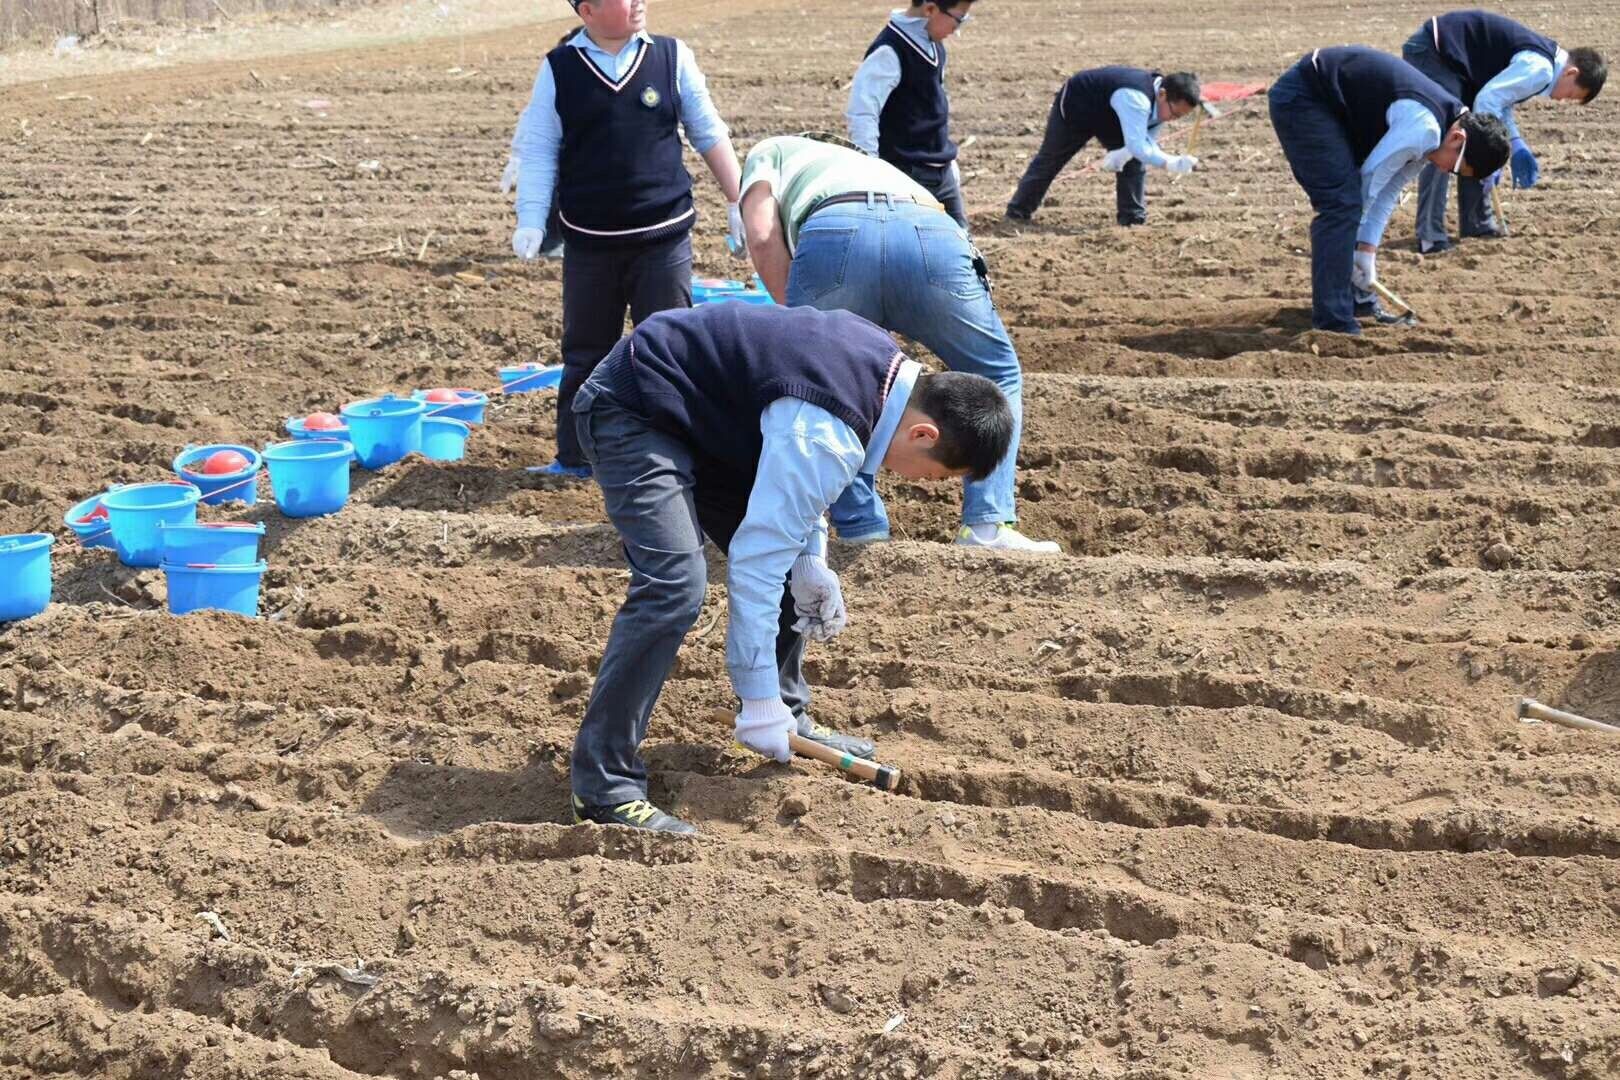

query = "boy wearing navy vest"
[1007,67,1203,225]
[1268,47,1510,334]
[509,0,745,478]
[847,2,975,226]
[1402,10,1606,253]
[568,303,1013,833]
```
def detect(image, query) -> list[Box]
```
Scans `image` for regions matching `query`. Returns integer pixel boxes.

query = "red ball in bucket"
[304,412,343,431]
[199,449,251,475]
[424,387,462,403]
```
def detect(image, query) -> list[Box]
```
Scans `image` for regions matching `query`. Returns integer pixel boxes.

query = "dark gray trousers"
[555,232,692,467]
[568,364,809,805]
[1402,29,1500,244]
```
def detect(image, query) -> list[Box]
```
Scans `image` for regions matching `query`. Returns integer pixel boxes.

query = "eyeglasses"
[1451,130,1467,175]
[940,7,972,25]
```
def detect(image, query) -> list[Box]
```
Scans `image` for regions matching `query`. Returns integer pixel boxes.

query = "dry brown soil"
[4,0,1620,1076]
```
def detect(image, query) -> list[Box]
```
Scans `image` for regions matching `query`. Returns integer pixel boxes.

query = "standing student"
[847,1,975,226]
[509,0,745,478]
[1268,46,1510,333]
[740,133,1059,553]
[569,303,1014,833]
[1402,10,1606,253]
[1007,67,1203,225]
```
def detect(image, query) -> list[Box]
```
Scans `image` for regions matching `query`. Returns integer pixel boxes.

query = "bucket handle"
[498,366,560,394]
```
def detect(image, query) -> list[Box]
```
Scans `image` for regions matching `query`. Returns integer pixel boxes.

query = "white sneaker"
[955,524,1061,555]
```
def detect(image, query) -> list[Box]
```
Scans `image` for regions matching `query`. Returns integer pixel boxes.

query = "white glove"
[1100,148,1132,173]
[790,554,847,642]
[735,697,795,762]
[1165,155,1198,176]
[726,201,747,258]
[512,227,544,261]
[1352,249,1377,291]
[499,155,519,195]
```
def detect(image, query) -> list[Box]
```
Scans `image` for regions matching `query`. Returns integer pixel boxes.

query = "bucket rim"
[160,559,268,574]
[263,438,355,461]
[0,532,55,555]
[422,416,472,434]
[101,481,203,510]
[158,521,266,533]
[340,396,426,419]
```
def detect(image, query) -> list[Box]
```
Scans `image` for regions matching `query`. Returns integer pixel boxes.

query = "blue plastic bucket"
[159,521,264,567]
[101,482,202,568]
[413,388,488,425]
[286,415,352,442]
[162,560,268,616]
[498,364,562,394]
[63,490,117,550]
[340,395,425,470]
[0,533,54,621]
[262,439,352,517]
[421,417,471,461]
[172,444,262,506]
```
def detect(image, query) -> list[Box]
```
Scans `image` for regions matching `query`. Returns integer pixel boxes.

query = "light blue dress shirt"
[846,12,937,156]
[511,29,729,233]
[726,360,920,699]
[1109,79,1169,168]
[1474,46,1566,143]
[1358,99,1443,247]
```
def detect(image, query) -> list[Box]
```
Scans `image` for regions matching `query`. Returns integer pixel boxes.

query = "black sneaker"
[1353,299,1411,325]
[1417,238,1453,255]
[1005,207,1032,222]
[572,795,697,835]
[1460,226,1507,241]
[796,716,876,759]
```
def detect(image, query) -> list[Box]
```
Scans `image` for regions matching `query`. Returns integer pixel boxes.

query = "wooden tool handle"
[787,733,901,791]
[1517,698,1620,736]
[712,708,901,790]
[1369,279,1416,317]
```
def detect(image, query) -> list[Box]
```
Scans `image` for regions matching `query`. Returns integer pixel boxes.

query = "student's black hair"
[927,0,975,12]
[910,371,1013,482]
[1459,112,1511,177]
[1570,47,1607,102]
[1161,72,1203,110]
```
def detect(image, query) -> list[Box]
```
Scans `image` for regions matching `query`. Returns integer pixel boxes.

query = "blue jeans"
[1269,60,1362,334]
[784,198,1023,537]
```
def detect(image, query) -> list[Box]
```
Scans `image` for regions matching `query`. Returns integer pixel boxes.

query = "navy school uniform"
[1404,11,1558,244]
[1007,66,1162,224]
[1268,47,1465,332]
[549,34,696,468]
[567,304,911,806]
[855,19,966,225]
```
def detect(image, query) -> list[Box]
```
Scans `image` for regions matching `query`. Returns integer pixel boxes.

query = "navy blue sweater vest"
[1059,66,1160,149]
[601,305,903,492]
[1429,10,1558,104]
[550,35,694,249]
[1306,46,1466,164]
[868,22,956,168]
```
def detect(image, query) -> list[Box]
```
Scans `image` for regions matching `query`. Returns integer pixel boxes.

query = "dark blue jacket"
[1306,46,1467,163]
[1427,9,1558,104]
[599,305,904,492]
[868,22,957,167]
[1059,66,1160,149]
[550,35,694,248]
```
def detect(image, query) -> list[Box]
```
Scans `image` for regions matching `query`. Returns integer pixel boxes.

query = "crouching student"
[569,303,1013,833]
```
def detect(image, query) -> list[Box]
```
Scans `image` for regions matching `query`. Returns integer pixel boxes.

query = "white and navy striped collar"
[886,16,939,67]
[569,29,652,91]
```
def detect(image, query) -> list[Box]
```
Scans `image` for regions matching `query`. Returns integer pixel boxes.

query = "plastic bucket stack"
[0,533,54,621]
[263,439,353,517]
[340,395,425,469]
[101,482,202,568]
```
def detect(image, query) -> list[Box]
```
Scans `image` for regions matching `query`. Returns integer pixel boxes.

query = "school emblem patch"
[640,86,660,108]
